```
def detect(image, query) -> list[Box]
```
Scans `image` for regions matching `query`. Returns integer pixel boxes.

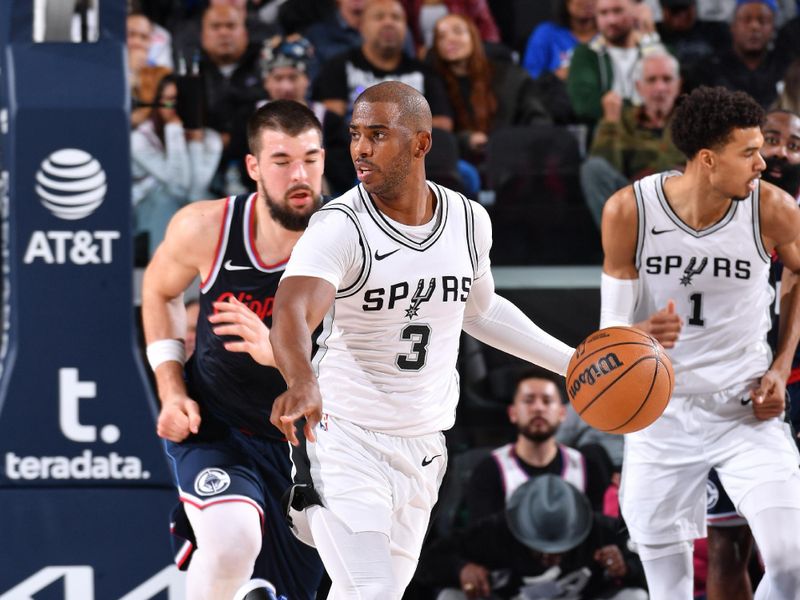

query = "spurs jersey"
[632,172,773,394]
[283,182,491,436]
[187,194,288,440]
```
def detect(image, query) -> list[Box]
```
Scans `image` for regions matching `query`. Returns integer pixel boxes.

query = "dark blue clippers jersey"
[186,194,288,440]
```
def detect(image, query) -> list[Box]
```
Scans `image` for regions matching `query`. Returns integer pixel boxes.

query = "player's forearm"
[270,301,317,387]
[463,294,574,376]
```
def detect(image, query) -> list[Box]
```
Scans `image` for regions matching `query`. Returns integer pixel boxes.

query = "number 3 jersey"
[632,172,774,395]
[282,182,491,436]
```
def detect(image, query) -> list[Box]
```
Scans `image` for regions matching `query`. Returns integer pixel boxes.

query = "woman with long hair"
[131,73,222,259]
[430,13,550,162]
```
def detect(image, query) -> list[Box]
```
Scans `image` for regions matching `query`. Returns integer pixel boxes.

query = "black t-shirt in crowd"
[312,47,453,119]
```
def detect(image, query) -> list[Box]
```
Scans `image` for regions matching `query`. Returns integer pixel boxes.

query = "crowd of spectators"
[125,1,800,597]
[128,0,800,266]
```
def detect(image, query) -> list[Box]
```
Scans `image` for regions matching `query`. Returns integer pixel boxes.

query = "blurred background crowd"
[123,0,800,598]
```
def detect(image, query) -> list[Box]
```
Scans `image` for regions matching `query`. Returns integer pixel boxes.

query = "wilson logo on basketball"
[568,352,624,400]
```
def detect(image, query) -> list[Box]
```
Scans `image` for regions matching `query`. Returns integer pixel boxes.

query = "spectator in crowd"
[128,12,172,128]
[415,475,647,600]
[523,0,598,80]
[580,50,684,226]
[260,35,355,195]
[466,369,611,520]
[775,57,800,114]
[398,0,500,53]
[762,108,800,200]
[304,0,366,66]
[775,11,800,60]
[686,0,790,107]
[655,0,731,77]
[429,13,550,164]
[199,4,268,196]
[312,0,454,130]
[132,74,223,258]
[567,0,663,124]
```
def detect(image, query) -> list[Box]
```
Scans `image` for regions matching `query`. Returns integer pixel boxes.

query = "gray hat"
[505,475,593,554]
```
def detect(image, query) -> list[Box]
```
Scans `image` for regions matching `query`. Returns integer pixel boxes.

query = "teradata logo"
[35,149,106,220]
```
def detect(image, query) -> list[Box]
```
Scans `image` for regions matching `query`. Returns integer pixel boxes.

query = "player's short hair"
[247,100,322,155]
[670,86,764,159]
[352,81,432,133]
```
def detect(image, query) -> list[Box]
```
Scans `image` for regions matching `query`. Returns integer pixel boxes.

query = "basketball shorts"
[620,382,800,545]
[165,416,323,599]
[287,413,447,560]
[706,468,747,528]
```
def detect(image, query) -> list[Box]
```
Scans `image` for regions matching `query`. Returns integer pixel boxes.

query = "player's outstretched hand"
[751,370,786,420]
[459,562,491,600]
[157,395,201,442]
[210,296,275,366]
[270,381,322,446]
[636,299,683,348]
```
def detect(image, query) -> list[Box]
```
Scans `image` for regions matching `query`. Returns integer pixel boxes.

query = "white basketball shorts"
[620,382,800,545]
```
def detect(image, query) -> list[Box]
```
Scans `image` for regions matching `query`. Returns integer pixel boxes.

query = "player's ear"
[698,148,715,170]
[245,153,259,181]
[414,130,432,158]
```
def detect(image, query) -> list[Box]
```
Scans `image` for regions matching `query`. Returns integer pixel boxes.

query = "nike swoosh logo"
[651,227,676,235]
[374,248,400,261]
[741,397,752,406]
[224,259,253,271]
[421,454,442,467]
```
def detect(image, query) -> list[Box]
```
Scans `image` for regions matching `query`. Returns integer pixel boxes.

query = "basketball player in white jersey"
[600,86,800,600]
[268,81,576,599]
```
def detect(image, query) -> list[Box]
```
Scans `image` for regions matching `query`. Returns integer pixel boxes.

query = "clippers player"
[268,81,576,599]
[141,101,324,600]
[600,87,800,600]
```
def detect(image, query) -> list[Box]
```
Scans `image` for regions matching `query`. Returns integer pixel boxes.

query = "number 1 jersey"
[632,172,773,395]
[282,182,491,436]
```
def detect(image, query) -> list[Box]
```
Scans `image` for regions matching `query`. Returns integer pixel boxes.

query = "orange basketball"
[565,326,674,434]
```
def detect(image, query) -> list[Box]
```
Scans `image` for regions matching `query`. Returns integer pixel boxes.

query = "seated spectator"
[580,50,685,226]
[399,0,500,53]
[466,369,611,519]
[415,475,647,600]
[429,13,550,164]
[304,0,366,66]
[128,12,171,128]
[775,57,800,114]
[685,0,790,107]
[260,35,355,195]
[132,74,222,258]
[656,0,731,77]
[522,0,597,81]
[199,4,268,196]
[567,0,663,124]
[775,13,800,61]
[312,0,454,130]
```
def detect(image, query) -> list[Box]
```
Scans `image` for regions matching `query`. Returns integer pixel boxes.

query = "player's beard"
[358,152,412,199]
[762,155,800,198]
[262,184,321,231]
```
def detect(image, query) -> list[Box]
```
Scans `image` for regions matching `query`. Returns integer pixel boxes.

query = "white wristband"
[146,339,186,371]
[600,273,639,329]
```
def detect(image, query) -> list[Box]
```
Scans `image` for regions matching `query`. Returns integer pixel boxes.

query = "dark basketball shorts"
[164,419,323,599]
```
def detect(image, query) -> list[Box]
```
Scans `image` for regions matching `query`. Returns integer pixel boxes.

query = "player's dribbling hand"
[751,370,786,420]
[210,296,275,366]
[636,299,683,348]
[459,562,491,599]
[157,396,201,442]
[270,381,323,446]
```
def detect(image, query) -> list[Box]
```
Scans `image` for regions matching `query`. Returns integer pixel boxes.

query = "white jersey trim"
[243,193,292,273]
[751,181,770,263]
[200,196,236,293]
[317,203,373,299]
[358,183,448,251]
[655,172,738,238]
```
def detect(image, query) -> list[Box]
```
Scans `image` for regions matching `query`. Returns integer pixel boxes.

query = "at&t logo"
[24,148,120,265]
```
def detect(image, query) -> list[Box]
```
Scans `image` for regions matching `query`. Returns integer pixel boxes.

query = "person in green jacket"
[567,0,663,124]
[580,49,685,226]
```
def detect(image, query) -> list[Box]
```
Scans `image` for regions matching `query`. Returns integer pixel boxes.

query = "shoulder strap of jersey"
[319,203,373,299]
[200,195,238,293]
[751,180,770,263]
